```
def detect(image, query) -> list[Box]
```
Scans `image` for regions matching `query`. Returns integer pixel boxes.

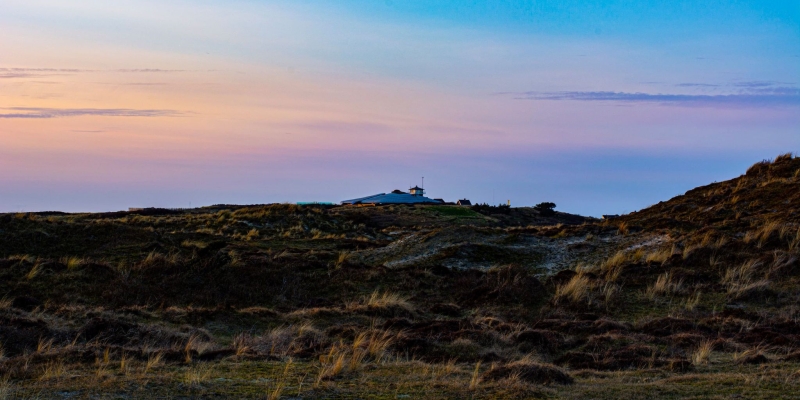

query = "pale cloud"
[0,107,181,118]
[511,90,800,108]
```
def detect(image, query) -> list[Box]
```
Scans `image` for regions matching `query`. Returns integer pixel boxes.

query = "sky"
[1,0,798,216]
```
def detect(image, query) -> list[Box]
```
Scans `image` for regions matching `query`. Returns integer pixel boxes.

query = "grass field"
[1,154,799,398]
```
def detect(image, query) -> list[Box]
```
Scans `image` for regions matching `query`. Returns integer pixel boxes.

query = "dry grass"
[692,341,714,365]
[553,274,594,307]
[184,334,213,362]
[733,348,768,364]
[267,358,293,400]
[232,333,251,356]
[0,376,10,400]
[645,247,672,265]
[745,221,786,248]
[601,282,620,307]
[245,228,260,241]
[25,261,44,280]
[335,251,350,269]
[769,251,798,276]
[119,353,132,375]
[358,290,413,312]
[722,259,770,298]
[184,364,214,387]
[361,331,394,362]
[789,228,800,252]
[617,222,629,235]
[469,361,482,390]
[0,297,11,310]
[604,251,627,270]
[317,345,349,383]
[36,338,55,354]
[39,361,67,381]
[433,359,459,380]
[684,292,702,311]
[59,256,85,269]
[645,272,683,300]
[144,352,163,374]
[315,330,394,383]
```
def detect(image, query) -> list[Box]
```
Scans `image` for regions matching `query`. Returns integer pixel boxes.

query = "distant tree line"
[471,203,511,215]
[534,202,556,216]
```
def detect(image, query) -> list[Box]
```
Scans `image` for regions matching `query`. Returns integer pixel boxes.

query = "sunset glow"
[2,0,798,215]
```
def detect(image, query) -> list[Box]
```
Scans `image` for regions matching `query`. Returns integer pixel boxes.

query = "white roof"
[341,192,441,205]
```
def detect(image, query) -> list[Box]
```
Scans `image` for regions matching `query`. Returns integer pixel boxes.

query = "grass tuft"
[553,274,594,307]
[144,352,163,374]
[25,261,44,280]
[722,259,770,298]
[59,256,85,269]
[645,272,683,300]
[39,361,67,381]
[356,290,413,312]
[469,361,482,390]
[692,341,714,365]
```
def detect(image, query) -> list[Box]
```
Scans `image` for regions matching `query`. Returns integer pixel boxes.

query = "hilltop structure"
[341,186,443,205]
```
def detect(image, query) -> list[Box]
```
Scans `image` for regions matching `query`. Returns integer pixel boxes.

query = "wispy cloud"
[675,83,720,88]
[0,73,39,79]
[511,89,800,108]
[732,80,795,88]
[114,69,186,73]
[0,107,181,119]
[0,68,87,72]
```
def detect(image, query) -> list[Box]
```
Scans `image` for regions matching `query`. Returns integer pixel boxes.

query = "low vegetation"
[0,154,799,398]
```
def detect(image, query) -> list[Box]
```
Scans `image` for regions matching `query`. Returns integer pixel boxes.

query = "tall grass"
[183,365,214,387]
[722,259,770,298]
[602,251,627,281]
[25,261,44,280]
[39,361,67,380]
[645,272,683,300]
[316,330,395,383]
[144,352,163,374]
[184,334,213,363]
[692,341,714,365]
[553,274,594,307]
[468,361,483,390]
[684,292,702,311]
[335,251,350,269]
[646,247,672,265]
[36,338,55,354]
[267,358,293,400]
[355,290,413,312]
[744,221,787,248]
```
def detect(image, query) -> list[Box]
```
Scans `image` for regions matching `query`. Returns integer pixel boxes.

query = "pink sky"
[1,1,798,215]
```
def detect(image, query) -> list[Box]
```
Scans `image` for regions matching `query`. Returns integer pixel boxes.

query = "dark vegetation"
[1,154,799,398]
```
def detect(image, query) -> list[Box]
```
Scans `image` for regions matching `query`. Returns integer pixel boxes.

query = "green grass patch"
[425,206,480,218]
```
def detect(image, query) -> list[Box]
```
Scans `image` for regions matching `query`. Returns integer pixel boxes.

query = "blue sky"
[0,0,798,215]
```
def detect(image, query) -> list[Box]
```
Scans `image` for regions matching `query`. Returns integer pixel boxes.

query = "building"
[456,199,472,206]
[341,187,443,205]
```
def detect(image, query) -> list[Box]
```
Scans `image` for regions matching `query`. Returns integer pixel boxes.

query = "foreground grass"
[5,358,800,399]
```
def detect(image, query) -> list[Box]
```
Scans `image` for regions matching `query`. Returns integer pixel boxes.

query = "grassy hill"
[0,154,799,399]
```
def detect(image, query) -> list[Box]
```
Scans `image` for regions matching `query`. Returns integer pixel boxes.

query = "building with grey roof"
[341,187,443,205]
